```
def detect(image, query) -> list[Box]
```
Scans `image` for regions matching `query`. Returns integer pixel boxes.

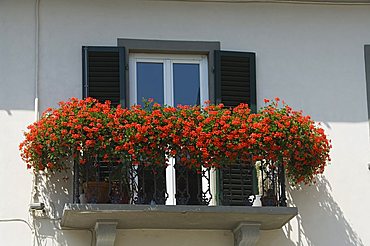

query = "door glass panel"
[173,63,202,205]
[136,62,166,204]
[137,62,164,106]
[173,63,200,106]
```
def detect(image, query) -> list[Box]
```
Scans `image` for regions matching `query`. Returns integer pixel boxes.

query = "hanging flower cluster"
[110,100,253,169]
[169,103,253,169]
[19,97,331,185]
[19,98,118,171]
[250,98,331,184]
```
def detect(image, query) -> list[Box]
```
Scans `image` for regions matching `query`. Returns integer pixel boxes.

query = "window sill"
[61,203,297,230]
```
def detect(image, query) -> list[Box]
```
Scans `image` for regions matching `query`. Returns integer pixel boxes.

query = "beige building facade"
[1,0,370,245]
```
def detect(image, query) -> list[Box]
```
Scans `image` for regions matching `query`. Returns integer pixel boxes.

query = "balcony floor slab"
[61,204,297,230]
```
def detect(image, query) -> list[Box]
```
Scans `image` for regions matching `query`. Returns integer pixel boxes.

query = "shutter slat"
[89,77,121,82]
[88,88,120,93]
[221,76,250,82]
[89,62,120,67]
[90,71,120,76]
[89,51,119,57]
[220,65,250,71]
[222,96,251,102]
[221,71,250,77]
[221,89,251,96]
[89,67,119,72]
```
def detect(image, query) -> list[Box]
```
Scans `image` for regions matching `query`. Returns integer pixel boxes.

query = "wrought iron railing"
[72,158,287,207]
[258,160,287,207]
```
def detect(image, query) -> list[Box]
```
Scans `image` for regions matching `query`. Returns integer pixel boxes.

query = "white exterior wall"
[0,0,38,245]
[1,0,370,245]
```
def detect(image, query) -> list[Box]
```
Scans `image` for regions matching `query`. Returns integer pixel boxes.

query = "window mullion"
[164,59,173,106]
[128,57,137,106]
[200,56,209,107]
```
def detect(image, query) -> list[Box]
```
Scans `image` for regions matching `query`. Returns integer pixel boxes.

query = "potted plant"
[250,98,331,185]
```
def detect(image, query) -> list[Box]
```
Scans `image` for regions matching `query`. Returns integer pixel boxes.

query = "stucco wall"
[0,0,37,245]
[1,0,370,245]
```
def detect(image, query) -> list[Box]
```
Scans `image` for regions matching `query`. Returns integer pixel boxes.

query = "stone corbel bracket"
[233,222,261,246]
[95,220,118,246]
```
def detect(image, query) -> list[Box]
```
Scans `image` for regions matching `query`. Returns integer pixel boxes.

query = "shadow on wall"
[289,176,363,246]
[32,164,92,246]
[258,176,363,246]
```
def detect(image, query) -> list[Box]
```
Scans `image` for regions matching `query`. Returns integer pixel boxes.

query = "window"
[82,39,256,206]
[128,53,211,205]
[128,53,208,107]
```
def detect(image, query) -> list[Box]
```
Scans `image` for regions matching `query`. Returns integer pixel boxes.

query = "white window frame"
[129,53,216,205]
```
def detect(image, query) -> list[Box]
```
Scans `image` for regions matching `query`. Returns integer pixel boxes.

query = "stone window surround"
[117,38,220,103]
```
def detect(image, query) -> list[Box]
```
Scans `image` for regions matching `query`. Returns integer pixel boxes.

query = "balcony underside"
[61,204,297,230]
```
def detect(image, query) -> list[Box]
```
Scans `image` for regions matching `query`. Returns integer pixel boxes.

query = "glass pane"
[137,62,164,106]
[173,63,202,205]
[173,63,200,106]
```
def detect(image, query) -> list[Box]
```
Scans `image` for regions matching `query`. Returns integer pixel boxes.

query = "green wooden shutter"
[82,46,126,107]
[215,51,256,111]
[215,50,257,206]
[81,46,126,190]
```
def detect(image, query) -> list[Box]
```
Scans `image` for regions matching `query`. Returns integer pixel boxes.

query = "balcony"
[61,158,297,246]
[21,98,328,246]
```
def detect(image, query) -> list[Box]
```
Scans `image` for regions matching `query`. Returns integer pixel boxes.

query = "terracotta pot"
[261,195,278,206]
[83,181,110,204]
